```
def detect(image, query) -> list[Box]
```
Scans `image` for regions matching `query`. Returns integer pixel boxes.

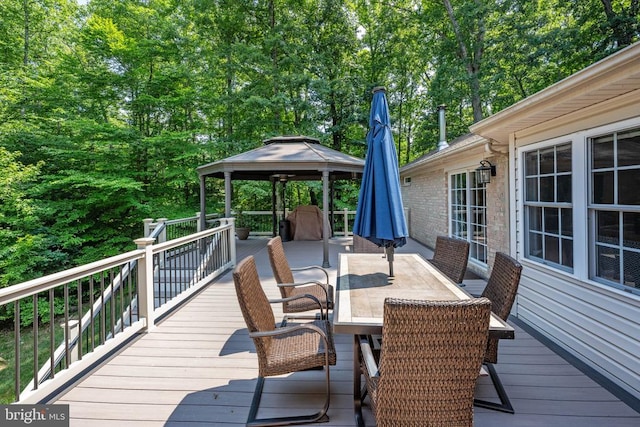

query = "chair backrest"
[353,234,384,253]
[481,252,522,363]
[375,297,492,426]
[431,236,470,283]
[232,256,276,364]
[267,236,295,297]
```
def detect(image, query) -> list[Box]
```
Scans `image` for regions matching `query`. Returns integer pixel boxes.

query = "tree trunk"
[442,0,485,123]
[600,0,639,48]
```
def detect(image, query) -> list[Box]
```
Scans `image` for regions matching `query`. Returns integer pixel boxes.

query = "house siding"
[516,264,640,399]
[512,111,640,401]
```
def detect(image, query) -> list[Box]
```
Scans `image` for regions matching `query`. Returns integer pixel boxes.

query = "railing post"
[404,207,410,235]
[143,218,154,237]
[196,211,202,232]
[228,217,237,267]
[156,218,168,243]
[134,237,156,331]
[343,208,349,237]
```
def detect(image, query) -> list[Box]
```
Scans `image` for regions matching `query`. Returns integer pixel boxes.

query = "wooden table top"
[333,253,514,338]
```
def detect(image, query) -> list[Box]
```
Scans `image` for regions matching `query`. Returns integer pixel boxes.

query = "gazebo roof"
[196,136,364,181]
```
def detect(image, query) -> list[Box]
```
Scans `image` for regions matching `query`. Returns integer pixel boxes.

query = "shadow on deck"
[54,237,640,426]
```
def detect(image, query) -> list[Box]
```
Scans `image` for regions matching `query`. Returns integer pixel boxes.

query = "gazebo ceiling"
[196,136,365,181]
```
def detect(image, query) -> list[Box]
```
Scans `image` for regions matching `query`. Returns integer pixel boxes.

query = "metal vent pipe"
[437,105,449,151]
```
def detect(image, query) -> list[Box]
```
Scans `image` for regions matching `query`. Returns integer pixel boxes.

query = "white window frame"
[521,141,574,272]
[516,116,640,298]
[449,169,488,265]
[588,126,640,294]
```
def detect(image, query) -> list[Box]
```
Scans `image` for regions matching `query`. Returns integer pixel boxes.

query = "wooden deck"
[54,237,640,426]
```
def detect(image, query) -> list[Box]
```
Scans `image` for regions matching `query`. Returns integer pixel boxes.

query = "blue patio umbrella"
[353,87,408,276]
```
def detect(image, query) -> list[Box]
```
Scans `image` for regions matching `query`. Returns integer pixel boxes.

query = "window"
[450,171,487,263]
[590,128,640,290]
[523,143,573,270]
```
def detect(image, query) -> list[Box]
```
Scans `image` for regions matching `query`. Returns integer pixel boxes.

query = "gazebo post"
[322,170,330,268]
[199,175,206,232]
[330,179,335,237]
[271,179,277,237]
[224,171,232,218]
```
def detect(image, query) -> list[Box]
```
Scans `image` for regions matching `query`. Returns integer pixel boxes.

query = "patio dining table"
[332,252,515,426]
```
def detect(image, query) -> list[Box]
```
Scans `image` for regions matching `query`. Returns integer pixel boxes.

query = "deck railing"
[0,219,236,404]
[143,213,221,241]
[142,209,357,239]
[212,209,357,237]
[0,209,356,403]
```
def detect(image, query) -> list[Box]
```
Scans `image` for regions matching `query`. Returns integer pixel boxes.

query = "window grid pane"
[590,127,640,290]
[451,171,487,263]
[524,143,573,270]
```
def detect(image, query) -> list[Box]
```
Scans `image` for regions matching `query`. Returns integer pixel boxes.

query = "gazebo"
[196,136,365,267]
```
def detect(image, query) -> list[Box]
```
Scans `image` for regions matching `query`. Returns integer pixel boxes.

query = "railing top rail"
[163,217,196,226]
[0,249,145,306]
[162,213,219,226]
[151,221,233,255]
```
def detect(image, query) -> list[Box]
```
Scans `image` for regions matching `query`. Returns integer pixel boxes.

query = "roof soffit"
[400,134,487,174]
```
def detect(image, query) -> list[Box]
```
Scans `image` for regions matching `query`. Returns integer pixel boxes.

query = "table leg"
[353,334,364,427]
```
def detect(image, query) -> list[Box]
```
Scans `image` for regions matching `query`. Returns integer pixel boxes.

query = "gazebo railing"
[219,209,357,237]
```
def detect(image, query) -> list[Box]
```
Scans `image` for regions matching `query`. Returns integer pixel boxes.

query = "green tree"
[0,147,56,286]
[0,0,634,287]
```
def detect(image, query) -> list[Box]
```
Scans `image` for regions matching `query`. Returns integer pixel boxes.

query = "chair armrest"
[269,293,326,320]
[359,335,380,379]
[277,281,329,300]
[269,293,323,310]
[250,322,327,340]
[277,280,324,288]
[290,265,330,284]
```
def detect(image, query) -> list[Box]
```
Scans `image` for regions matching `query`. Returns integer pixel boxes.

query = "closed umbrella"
[353,87,408,276]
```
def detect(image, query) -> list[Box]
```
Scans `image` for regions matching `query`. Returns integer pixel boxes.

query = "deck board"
[54,237,640,426]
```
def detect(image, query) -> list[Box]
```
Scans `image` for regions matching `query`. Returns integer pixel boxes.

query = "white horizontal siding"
[516,264,640,400]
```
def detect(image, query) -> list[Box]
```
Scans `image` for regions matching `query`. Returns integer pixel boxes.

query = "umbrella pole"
[386,246,395,277]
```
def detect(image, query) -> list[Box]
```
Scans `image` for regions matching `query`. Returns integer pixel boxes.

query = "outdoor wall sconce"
[476,160,496,184]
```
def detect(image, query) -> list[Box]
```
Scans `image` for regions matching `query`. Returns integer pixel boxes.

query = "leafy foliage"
[0,0,637,289]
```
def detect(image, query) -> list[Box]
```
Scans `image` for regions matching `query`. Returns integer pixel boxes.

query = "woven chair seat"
[283,285,335,313]
[263,319,337,377]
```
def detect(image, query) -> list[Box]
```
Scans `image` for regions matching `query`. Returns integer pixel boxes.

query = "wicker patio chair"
[428,235,470,285]
[360,297,492,427]
[352,234,384,253]
[474,252,522,414]
[267,236,333,320]
[232,255,337,426]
